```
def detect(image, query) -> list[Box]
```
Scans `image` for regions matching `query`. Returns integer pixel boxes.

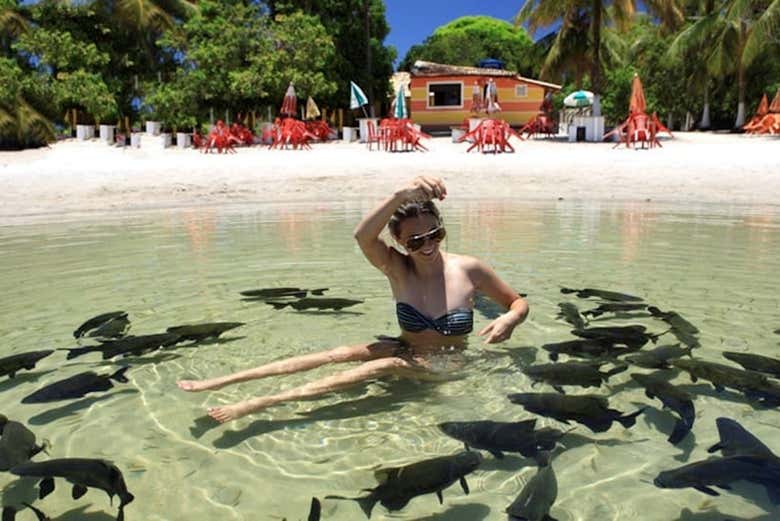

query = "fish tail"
[603,364,629,378]
[266,301,290,310]
[617,407,647,429]
[310,288,328,296]
[59,347,92,360]
[667,419,691,445]
[324,494,376,518]
[110,367,130,383]
[560,287,576,295]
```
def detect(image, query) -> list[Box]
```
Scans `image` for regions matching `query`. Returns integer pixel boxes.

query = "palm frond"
[743,0,780,65]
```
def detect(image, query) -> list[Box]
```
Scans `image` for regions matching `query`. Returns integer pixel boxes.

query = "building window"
[427,83,462,108]
[515,85,528,98]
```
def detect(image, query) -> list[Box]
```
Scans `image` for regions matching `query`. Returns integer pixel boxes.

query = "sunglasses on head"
[405,226,446,252]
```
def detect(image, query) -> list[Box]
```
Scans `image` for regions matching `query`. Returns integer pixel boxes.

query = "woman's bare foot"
[177,378,226,392]
[208,401,264,423]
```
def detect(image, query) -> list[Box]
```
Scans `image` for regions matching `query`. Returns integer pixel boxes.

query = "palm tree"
[516,0,683,113]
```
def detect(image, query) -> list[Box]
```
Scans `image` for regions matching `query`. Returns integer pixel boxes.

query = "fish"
[73,311,130,340]
[625,344,693,369]
[10,458,134,521]
[62,333,181,360]
[707,417,776,459]
[560,287,643,302]
[1,502,50,521]
[775,329,780,335]
[507,392,645,433]
[165,322,245,342]
[653,455,780,502]
[647,306,700,348]
[555,303,586,329]
[0,350,54,379]
[671,359,780,404]
[21,367,129,404]
[438,419,566,460]
[522,361,628,393]
[630,372,695,445]
[0,415,47,471]
[722,351,780,379]
[239,287,328,299]
[581,302,647,318]
[266,297,363,311]
[541,340,631,362]
[505,464,558,521]
[326,451,482,518]
[307,497,321,521]
[571,325,659,349]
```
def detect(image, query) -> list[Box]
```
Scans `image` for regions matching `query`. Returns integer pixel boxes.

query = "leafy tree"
[399,16,535,76]
[0,57,55,148]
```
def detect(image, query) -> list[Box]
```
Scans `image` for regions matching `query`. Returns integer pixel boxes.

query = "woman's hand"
[478,314,518,344]
[398,176,447,203]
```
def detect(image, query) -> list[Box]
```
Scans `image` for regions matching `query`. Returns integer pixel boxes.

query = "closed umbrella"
[563,90,594,108]
[280,82,297,117]
[393,86,407,119]
[305,97,321,120]
[770,89,780,113]
[629,73,646,115]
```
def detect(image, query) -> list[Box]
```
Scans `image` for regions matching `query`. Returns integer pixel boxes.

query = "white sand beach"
[1,132,778,224]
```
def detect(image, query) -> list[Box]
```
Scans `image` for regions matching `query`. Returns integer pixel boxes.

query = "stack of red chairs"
[372,118,431,152]
[456,118,522,153]
[267,118,318,150]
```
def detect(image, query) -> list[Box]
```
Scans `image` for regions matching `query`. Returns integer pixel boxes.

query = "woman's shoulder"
[447,253,486,272]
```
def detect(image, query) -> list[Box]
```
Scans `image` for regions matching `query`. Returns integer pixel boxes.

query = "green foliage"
[0,57,55,149]
[143,76,196,130]
[399,16,535,75]
[55,70,117,123]
[14,29,110,71]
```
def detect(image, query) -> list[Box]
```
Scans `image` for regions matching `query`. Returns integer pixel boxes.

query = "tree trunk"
[734,63,746,128]
[667,112,674,131]
[591,0,602,116]
[700,85,711,129]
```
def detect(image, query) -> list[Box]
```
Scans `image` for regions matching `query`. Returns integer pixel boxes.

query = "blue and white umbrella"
[393,86,407,119]
[563,90,594,108]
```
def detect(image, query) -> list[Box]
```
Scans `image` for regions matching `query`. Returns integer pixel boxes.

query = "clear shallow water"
[0,201,779,521]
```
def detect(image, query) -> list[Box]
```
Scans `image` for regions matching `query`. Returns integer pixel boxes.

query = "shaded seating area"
[456,118,523,153]
[744,90,780,135]
[365,118,431,152]
[604,73,673,149]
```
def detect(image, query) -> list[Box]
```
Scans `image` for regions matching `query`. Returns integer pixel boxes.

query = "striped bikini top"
[396,302,474,336]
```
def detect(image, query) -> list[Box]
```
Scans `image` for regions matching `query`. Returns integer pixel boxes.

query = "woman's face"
[397,215,444,261]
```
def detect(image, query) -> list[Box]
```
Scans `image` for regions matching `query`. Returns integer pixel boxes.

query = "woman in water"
[178,176,529,423]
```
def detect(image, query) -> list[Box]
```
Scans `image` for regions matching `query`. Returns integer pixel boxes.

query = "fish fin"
[2,506,17,521]
[325,494,376,518]
[460,476,470,495]
[39,477,55,499]
[604,364,629,378]
[436,490,444,504]
[707,442,723,454]
[549,353,559,362]
[72,483,88,499]
[307,497,321,521]
[310,288,329,296]
[667,419,691,445]
[553,386,566,394]
[693,486,720,496]
[534,451,552,467]
[690,374,698,383]
[266,301,290,310]
[60,347,94,360]
[488,449,505,459]
[110,367,129,383]
[617,407,646,429]
[644,389,656,400]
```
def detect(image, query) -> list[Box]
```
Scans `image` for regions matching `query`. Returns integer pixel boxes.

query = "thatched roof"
[411,60,561,91]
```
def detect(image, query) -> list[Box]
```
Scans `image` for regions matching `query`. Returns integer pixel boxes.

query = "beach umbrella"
[755,94,769,117]
[305,96,321,120]
[770,89,780,114]
[350,81,369,117]
[563,90,594,108]
[629,73,646,115]
[280,82,297,117]
[393,86,407,119]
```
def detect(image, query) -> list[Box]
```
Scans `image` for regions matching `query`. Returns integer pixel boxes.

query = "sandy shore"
[1,132,778,225]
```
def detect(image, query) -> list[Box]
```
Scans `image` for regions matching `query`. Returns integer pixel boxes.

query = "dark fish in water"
[266,297,363,311]
[62,333,181,360]
[671,359,780,405]
[0,415,47,471]
[581,302,647,318]
[631,372,694,445]
[775,329,780,335]
[2,502,50,521]
[522,361,628,394]
[722,351,780,379]
[556,303,586,329]
[166,322,245,342]
[571,325,659,349]
[438,419,565,460]
[653,455,780,502]
[506,464,558,521]
[541,340,631,362]
[73,311,130,340]
[0,350,54,379]
[326,451,482,518]
[10,458,134,521]
[507,392,645,433]
[307,497,321,521]
[625,344,693,369]
[707,417,776,459]
[560,287,643,302]
[22,367,129,404]
[240,287,328,298]
[647,306,700,347]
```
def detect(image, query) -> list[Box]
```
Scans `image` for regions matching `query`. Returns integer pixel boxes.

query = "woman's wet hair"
[388,200,442,238]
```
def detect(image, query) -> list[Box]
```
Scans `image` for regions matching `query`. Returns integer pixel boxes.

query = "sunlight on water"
[1,200,779,521]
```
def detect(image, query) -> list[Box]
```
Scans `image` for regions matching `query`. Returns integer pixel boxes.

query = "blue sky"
[384,1,522,67]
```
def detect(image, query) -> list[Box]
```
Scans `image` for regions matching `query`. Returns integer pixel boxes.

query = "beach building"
[407,60,561,131]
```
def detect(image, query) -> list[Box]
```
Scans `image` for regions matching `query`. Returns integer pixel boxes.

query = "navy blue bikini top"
[396,302,474,336]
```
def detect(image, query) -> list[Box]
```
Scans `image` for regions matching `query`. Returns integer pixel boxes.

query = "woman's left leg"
[207,356,424,423]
